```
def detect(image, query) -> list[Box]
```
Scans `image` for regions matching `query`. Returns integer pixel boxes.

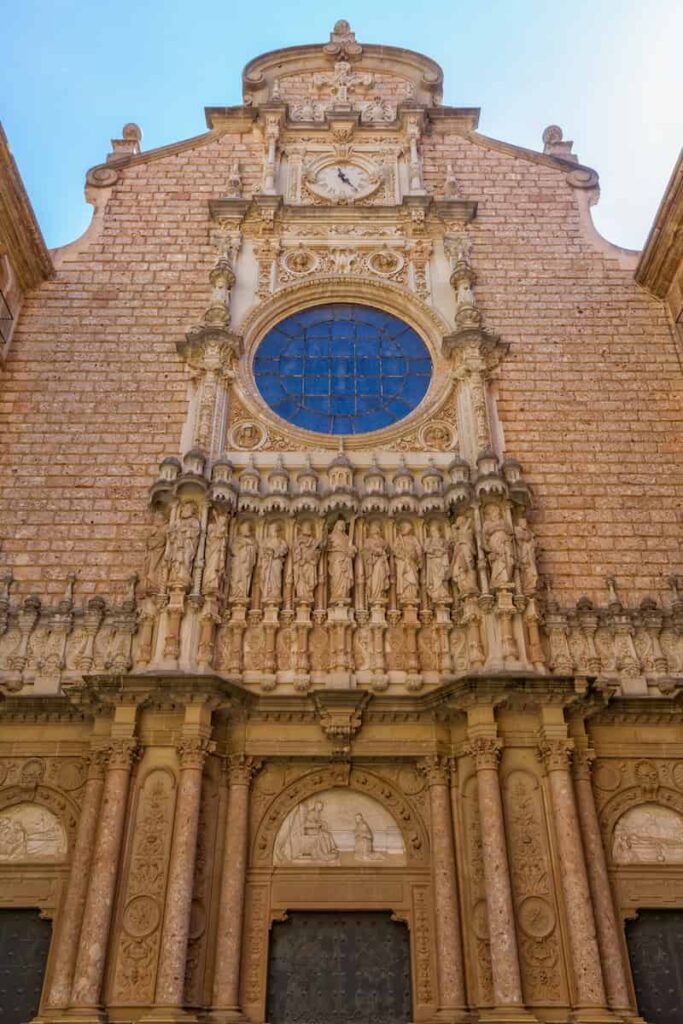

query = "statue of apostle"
[326,519,356,605]
[451,512,478,597]
[258,522,289,605]
[360,522,390,605]
[393,521,422,605]
[228,521,257,603]
[165,503,201,589]
[482,504,515,589]
[423,521,451,604]
[292,521,321,604]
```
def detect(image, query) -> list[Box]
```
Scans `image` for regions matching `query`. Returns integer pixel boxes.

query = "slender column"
[467,735,527,1014]
[155,737,211,1008]
[572,748,636,1016]
[211,755,261,1021]
[46,749,107,1009]
[70,738,139,1011]
[420,756,468,1019]
[538,738,609,1014]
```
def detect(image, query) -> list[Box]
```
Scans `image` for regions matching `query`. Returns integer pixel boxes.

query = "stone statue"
[229,521,257,603]
[143,511,168,594]
[165,503,201,588]
[327,519,356,605]
[354,813,376,859]
[293,522,321,603]
[203,509,229,595]
[451,512,478,596]
[360,522,390,604]
[393,521,422,605]
[258,522,289,605]
[424,522,451,604]
[515,516,539,595]
[483,504,515,589]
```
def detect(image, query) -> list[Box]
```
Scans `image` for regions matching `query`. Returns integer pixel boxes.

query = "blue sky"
[2,0,681,251]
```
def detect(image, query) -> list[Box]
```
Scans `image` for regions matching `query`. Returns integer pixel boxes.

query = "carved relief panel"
[459,771,493,1006]
[108,765,177,1005]
[501,764,567,1006]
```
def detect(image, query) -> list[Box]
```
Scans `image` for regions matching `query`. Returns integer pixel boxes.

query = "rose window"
[253,303,432,434]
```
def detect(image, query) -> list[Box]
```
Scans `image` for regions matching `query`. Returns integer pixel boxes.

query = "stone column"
[211,755,260,1021]
[572,748,636,1016]
[154,737,211,1009]
[70,738,139,1010]
[538,738,609,1014]
[420,755,468,1020]
[46,749,107,1009]
[468,735,528,1015]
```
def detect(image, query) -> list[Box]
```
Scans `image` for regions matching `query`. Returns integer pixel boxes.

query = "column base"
[54,1010,108,1024]
[570,1010,624,1024]
[429,1010,475,1023]
[478,1007,540,1023]
[204,1011,250,1024]
[138,1010,201,1024]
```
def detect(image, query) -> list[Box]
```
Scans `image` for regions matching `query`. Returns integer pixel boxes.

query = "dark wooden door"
[626,909,683,1024]
[266,911,412,1024]
[0,909,52,1024]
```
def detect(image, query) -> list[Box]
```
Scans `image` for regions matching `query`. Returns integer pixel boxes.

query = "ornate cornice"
[0,122,53,291]
[636,149,683,298]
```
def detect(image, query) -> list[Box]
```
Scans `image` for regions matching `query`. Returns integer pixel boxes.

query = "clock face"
[306,161,379,203]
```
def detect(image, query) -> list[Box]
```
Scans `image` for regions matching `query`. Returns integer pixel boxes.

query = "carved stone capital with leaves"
[227,754,262,787]
[106,738,141,771]
[571,746,596,782]
[466,736,502,771]
[537,738,574,773]
[417,754,450,787]
[177,737,212,771]
[87,747,110,781]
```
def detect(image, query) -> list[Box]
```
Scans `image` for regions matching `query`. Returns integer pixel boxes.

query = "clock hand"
[337,167,358,191]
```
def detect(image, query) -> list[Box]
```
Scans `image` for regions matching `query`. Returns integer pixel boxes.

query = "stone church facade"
[0,20,682,1024]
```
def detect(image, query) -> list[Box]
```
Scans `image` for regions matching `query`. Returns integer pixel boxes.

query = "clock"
[303,158,383,204]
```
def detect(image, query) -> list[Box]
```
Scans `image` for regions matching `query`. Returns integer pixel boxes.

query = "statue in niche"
[292,522,321,604]
[515,516,539,595]
[258,522,289,605]
[361,522,390,604]
[142,510,168,594]
[327,519,356,605]
[229,521,258,603]
[393,521,422,605]
[482,504,515,589]
[203,509,229,595]
[424,522,451,604]
[165,503,201,588]
[451,512,479,596]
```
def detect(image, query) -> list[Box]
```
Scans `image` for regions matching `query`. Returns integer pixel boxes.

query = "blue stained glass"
[254,303,431,435]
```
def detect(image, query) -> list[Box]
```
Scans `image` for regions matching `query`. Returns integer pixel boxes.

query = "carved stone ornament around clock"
[303,154,384,204]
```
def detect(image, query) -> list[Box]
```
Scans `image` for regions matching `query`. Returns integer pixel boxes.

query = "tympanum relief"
[274,790,406,867]
[0,804,67,862]
[613,804,683,865]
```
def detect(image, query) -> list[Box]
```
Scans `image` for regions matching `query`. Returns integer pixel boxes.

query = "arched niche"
[274,788,406,867]
[0,803,67,863]
[613,803,683,865]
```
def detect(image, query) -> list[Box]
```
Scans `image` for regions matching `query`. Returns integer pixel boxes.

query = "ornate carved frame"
[234,276,456,452]
[242,764,436,1022]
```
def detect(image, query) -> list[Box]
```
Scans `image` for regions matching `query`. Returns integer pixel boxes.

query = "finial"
[542,124,576,161]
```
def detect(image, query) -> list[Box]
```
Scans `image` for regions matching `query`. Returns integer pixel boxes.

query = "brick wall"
[0,124,680,605]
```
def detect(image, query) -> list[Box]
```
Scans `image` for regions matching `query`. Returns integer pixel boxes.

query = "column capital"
[571,746,596,782]
[177,736,212,770]
[418,754,450,787]
[466,735,502,770]
[537,737,574,773]
[227,753,262,786]
[86,747,109,781]
[105,738,141,771]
